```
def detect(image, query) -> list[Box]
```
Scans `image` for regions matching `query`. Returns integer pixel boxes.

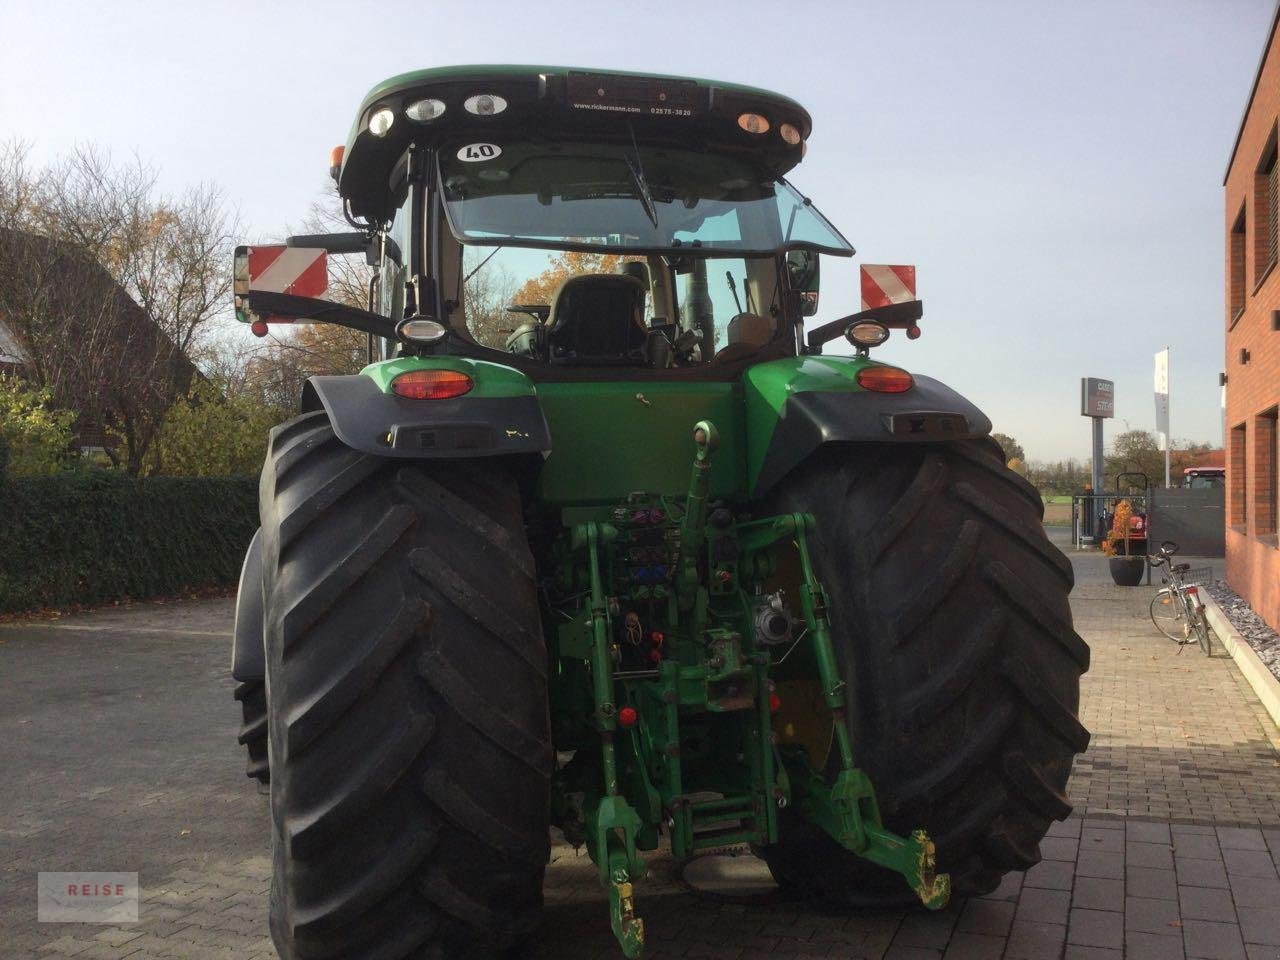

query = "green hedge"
[0,472,258,613]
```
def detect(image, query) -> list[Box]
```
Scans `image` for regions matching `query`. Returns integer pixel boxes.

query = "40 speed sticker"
[457,143,501,162]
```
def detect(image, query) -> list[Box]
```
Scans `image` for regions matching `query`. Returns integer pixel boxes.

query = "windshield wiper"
[624,125,659,229]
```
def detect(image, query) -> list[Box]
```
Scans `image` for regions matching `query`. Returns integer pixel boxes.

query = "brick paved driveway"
[3,550,1280,960]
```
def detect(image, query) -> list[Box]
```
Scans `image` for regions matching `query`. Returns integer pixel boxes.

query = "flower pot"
[1109,555,1145,586]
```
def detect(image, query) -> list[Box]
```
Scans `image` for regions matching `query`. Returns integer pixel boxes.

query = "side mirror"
[786,249,820,317]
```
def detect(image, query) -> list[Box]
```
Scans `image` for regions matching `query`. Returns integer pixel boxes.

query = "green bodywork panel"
[358,353,893,501]
[742,354,875,492]
[535,381,747,506]
[360,355,537,398]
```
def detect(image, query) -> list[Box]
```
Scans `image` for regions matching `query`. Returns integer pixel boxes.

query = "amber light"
[391,369,473,400]
[856,366,914,393]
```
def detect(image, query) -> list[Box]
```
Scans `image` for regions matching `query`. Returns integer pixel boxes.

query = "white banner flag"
[1154,348,1170,452]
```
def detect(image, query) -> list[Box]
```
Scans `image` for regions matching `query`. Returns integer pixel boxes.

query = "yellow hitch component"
[609,877,645,958]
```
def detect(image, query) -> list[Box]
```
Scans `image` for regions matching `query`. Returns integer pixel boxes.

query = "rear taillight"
[855,365,914,393]
[391,369,473,400]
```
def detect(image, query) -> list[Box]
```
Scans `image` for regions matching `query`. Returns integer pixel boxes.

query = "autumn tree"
[1103,429,1165,490]
[990,433,1025,467]
[1025,458,1090,496]
[146,379,289,477]
[0,375,76,476]
[462,249,521,348]
[0,142,237,473]
[511,251,628,305]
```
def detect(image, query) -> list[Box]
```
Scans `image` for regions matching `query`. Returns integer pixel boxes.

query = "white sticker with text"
[457,143,501,162]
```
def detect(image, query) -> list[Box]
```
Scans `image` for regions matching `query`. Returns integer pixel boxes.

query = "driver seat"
[546,274,648,364]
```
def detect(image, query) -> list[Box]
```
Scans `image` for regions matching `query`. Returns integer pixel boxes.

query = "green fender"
[301,356,551,459]
[743,356,992,496]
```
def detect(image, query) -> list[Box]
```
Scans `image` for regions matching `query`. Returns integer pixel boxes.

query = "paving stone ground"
[2,545,1279,960]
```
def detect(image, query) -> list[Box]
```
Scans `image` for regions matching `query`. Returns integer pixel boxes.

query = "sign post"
[1081,377,1115,541]
[1154,348,1170,488]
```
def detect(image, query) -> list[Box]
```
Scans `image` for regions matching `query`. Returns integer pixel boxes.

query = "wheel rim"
[1150,591,1189,642]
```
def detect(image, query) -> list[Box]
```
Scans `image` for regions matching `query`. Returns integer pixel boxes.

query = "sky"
[0,0,1272,462]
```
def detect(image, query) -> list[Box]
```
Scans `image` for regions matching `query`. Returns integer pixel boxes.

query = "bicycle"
[1148,540,1212,655]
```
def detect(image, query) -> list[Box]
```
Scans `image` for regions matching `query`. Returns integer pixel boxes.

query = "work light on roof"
[779,123,802,146]
[464,94,507,116]
[737,113,769,135]
[405,98,447,123]
[368,108,395,137]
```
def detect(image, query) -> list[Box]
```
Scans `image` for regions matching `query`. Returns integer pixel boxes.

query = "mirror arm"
[286,231,401,266]
[805,300,924,352]
[245,291,398,339]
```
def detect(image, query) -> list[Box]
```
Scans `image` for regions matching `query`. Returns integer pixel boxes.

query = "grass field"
[1041,493,1072,526]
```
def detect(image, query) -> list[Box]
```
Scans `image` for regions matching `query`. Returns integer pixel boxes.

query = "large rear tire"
[234,679,270,785]
[760,440,1089,904]
[260,411,551,959]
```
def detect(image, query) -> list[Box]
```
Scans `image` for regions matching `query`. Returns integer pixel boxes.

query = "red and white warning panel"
[233,244,329,336]
[860,264,917,310]
[243,245,328,298]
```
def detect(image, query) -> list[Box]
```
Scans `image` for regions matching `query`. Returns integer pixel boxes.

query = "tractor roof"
[338,65,814,223]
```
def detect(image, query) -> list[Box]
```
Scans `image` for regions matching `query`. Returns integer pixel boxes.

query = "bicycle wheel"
[1150,589,1189,643]
[1193,606,1212,655]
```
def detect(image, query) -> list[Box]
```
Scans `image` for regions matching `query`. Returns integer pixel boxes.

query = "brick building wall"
[1224,4,1280,632]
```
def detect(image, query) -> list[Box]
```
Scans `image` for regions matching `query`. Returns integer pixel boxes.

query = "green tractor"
[230,65,1089,959]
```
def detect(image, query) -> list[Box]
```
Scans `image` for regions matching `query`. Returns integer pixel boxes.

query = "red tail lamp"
[768,693,782,713]
[618,706,638,728]
[856,365,914,393]
[391,369,473,400]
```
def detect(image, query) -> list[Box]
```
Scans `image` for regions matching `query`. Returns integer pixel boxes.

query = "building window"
[1257,408,1278,538]
[1230,205,1247,322]
[1256,131,1278,283]
[1231,422,1248,528]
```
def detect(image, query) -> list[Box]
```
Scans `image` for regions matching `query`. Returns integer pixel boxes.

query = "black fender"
[301,374,552,459]
[752,374,993,496]
[231,527,264,682]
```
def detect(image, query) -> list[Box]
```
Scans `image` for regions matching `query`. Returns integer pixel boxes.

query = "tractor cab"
[352,67,856,375]
[235,67,931,377]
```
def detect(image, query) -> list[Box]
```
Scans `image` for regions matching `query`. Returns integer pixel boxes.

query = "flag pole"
[1165,346,1171,489]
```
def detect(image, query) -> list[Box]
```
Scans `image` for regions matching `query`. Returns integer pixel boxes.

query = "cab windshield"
[438,139,853,256]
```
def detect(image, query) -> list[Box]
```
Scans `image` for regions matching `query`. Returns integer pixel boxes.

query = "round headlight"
[846,320,890,348]
[737,112,769,135]
[368,107,395,137]
[405,98,446,123]
[464,93,507,116]
[779,123,802,145]
[396,318,447,344]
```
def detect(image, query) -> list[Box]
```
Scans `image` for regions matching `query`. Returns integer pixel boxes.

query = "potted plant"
[1102,499,1145,585]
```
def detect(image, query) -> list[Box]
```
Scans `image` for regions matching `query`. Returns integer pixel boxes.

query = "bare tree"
[0,142,239,473]
[463,248,520,348]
